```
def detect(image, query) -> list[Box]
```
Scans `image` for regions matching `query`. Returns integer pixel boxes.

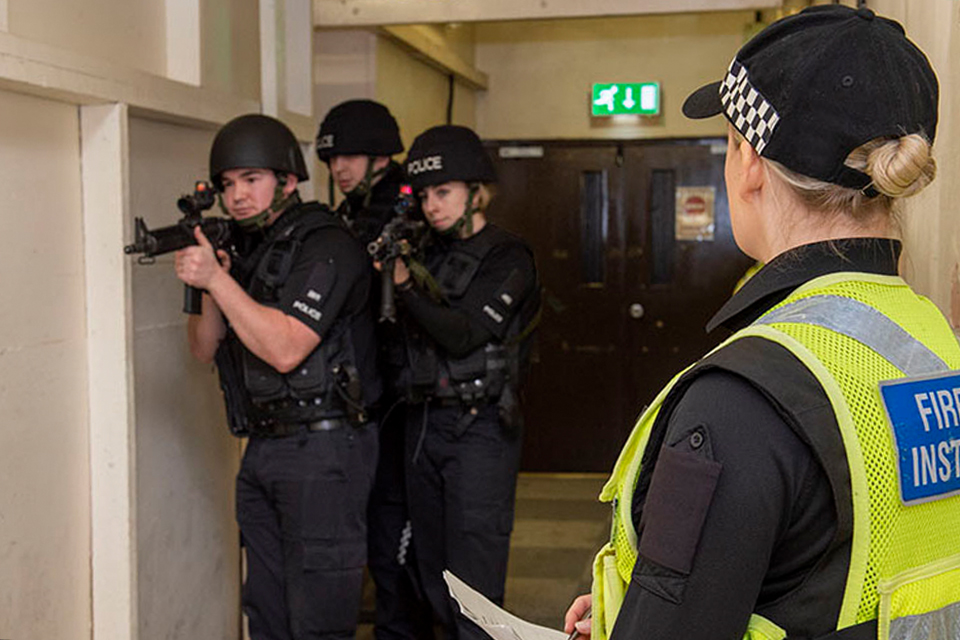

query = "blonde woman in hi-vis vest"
[565,6,960,640]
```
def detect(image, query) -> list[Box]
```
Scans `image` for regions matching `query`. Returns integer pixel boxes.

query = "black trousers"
[236,424,378,640]
[367,403,433,639]
[404,403,523,640]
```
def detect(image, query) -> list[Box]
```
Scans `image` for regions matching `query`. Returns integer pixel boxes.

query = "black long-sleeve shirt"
[398,224,537,358]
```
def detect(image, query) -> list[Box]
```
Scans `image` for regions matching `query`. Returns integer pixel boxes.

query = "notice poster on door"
[675,186,716,242]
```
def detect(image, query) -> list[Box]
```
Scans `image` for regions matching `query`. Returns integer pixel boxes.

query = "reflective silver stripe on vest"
[888,600,960,640]
[754,295,950,377]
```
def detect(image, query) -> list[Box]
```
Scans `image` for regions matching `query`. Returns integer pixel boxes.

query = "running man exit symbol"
[591,83,660,116]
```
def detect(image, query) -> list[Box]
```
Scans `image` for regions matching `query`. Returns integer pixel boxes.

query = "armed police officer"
[317,101,433,639]
[316,99,406,247]
[382,125,539,640]
[174,114,381,640]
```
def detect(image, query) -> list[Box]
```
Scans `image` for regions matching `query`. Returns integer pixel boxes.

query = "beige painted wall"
[0,1,310,638]
[7,0,166,77]
[128,116,242,640]
[376,35,477,150]
[6,0,263,102]
[202,0,262,101]
[0,89,91,639]
[474,12,755,140]
[868,0,960,321]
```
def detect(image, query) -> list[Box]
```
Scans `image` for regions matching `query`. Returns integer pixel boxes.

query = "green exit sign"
[591,83,660,116]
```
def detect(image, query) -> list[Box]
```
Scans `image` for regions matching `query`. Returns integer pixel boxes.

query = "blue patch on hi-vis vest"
[880,372,960,505]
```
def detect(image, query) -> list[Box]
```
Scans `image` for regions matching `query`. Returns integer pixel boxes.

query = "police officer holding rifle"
[383,124,540,640]
[174,113,381,640]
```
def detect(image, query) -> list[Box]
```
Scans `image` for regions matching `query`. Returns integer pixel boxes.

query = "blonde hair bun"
[864,134,936,198]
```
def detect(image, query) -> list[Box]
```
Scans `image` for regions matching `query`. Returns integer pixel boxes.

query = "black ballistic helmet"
[404,125,497,192]
[316,100,404,162]
[682,5,938,192]
[209,114,310,189]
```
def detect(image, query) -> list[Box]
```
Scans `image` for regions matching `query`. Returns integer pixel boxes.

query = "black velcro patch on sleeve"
[481,268,526,329]
[289,259,337,327]
[638,446,722,574]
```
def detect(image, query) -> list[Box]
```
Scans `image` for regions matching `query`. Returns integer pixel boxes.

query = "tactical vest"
[591,273,960,640]
[402,227,534,413]
[215,203,367,433]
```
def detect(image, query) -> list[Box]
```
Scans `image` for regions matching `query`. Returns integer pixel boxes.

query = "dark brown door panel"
[486,139,753,472]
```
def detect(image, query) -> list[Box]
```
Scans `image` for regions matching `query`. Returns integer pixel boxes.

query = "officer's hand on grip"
[391,258,411,287]
[175,225,231,290]
[564,594,592,640]
[372,255,412,287]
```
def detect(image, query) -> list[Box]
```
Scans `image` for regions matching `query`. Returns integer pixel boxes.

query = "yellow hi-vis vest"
[591,273,960,640]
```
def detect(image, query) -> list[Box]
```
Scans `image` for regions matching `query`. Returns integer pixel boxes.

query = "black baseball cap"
[404,125,497,192]
[683,5,938,192]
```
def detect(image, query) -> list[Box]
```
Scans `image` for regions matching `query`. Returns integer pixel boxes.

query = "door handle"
[629,303,645,320]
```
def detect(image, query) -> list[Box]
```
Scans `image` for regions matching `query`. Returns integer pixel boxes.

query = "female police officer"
[381,125,539,639]
[565,6,960,640]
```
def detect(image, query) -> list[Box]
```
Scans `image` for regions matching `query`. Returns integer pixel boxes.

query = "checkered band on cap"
[720,60,780,154]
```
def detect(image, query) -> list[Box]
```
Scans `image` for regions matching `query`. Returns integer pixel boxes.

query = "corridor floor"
[358,473,609,638]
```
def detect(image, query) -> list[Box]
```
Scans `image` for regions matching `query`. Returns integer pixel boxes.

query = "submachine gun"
[124,181,233,315]
[367,185,426,323]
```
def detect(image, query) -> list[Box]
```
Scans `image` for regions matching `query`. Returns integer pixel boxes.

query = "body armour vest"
[591,273,960,640]
[402,226,536,413]
[215,203,367,433]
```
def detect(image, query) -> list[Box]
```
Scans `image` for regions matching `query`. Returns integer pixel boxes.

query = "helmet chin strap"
[219,174,300,232]
[345,157,389,209]
[442,183,479,238]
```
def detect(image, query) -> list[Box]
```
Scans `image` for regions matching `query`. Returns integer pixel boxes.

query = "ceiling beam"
[314,0,782,27]
[380,26,488,90]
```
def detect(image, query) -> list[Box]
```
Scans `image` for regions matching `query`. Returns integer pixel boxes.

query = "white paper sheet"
[443,570,569,640]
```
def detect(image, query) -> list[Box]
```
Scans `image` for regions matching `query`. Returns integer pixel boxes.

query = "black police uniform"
[338,160,434,640]
[218,200,381,640]
[397,223,539,640]
[610,239,901,640]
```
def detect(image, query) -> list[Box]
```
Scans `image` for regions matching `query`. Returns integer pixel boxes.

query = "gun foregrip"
[380,260,396,323]
[183,285,203,315]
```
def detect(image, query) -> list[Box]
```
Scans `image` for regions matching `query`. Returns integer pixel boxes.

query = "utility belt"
[406,342,510,403]
[247,418,351,438]
[249,393,349,422]
[405,341,524,430]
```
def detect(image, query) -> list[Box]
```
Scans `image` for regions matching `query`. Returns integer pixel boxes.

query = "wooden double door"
[484,139,754,472]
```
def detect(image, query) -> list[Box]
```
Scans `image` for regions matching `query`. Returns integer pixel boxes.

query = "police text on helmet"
[407,155,443,176]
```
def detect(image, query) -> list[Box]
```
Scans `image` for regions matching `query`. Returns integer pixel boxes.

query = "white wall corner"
[165,0,202,85]
[80,102,138,640]
[284,0,314,116]
[260,0,280,116]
